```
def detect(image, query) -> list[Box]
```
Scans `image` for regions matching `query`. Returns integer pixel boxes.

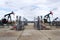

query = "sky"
[0,0,60,21]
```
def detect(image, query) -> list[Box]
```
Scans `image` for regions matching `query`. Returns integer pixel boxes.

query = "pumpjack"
[53,17,58,21]
[44,11,53,23]
[52,17,59,26]
[4,11,14,21]
[1,11,15,25]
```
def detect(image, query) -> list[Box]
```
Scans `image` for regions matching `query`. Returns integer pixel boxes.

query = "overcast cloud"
[0,0,60,21]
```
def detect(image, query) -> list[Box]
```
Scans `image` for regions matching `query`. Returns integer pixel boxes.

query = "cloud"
[48,0,60,3]
[0,0,60,21]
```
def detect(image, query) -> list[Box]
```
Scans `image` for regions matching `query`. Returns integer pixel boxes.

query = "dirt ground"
[0,23,60,40]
